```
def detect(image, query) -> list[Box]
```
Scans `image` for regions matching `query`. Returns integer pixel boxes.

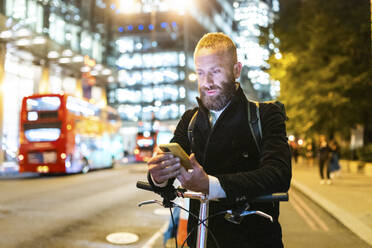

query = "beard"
[199,81,236,111]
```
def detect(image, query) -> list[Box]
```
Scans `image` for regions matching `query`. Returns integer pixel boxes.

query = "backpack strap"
[247,101,262,155]
[187,110,198,153]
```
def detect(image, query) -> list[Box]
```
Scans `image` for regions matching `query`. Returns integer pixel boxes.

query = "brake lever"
[240,210,273,222]
[138,199,163,207]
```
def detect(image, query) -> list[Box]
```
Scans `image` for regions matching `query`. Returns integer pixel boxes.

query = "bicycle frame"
[180,191,209,248]
[136,181,288,248]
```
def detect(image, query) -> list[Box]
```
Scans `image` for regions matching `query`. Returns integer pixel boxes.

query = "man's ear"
[233,62,242,79]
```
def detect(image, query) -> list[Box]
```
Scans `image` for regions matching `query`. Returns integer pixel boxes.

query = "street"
[0,163,370,248]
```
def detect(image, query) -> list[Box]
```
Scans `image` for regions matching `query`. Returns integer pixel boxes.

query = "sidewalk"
[291,160,372,246]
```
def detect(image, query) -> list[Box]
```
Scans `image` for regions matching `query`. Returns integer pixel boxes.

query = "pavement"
[291,159,372,246]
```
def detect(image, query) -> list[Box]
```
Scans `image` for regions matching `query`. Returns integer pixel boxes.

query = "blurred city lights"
[188,73,197,82]
[15,38,31,46]
[90,70,99,76]
[108,76,115,83]
[102,69,112,75]
[18,154,24,161]
[94,64,103,71]
[47,51,59,59]
[275,52,282,60]
[80,66,91,73]
[143,131,150,138]
[0,30,13,39]
[72,55,84,63]
[16,28,32,37]
[32,36,47,45]
[58,57,71,64]
[118,0,141,14]
[289,135,295,142]
[62,49,73,57]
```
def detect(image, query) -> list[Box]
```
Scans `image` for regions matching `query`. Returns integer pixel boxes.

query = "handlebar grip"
[136,181,154,192]
[252,193,288,202]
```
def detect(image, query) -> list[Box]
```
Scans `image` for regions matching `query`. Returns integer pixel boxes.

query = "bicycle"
[136,181,288,248]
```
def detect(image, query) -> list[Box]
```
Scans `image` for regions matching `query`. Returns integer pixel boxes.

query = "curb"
[292,179,372,246]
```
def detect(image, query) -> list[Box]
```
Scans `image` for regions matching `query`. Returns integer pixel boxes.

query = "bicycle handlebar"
[136,180,154,192]
[136,181,288,202]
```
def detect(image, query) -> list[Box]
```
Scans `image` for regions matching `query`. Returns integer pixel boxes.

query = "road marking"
[106,232,139,245]
[290,193,318,230]
[291,190,330,232]
[141,222,168,248]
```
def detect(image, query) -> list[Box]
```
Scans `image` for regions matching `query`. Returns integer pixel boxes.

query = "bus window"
[23,122,62,142]
[26,97,61,111]
[25,128,61,142]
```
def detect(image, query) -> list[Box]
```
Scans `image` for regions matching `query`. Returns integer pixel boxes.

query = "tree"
[263,0,372,143]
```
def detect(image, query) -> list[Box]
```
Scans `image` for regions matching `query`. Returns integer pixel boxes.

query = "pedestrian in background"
[329,140,341,178]
[290,141,299,164]
[318,135,331,185]
[305,143,314,166]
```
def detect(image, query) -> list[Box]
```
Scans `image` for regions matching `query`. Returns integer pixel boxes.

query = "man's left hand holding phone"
[147,148,182,187]
[147,145,211,195]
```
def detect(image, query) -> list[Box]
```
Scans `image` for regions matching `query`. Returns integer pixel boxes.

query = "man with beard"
[147,33,291,248]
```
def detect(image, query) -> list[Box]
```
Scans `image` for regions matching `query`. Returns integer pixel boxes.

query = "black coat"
[170,86,292,248]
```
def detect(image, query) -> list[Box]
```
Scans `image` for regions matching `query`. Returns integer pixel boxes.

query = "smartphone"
[159,143,192,170]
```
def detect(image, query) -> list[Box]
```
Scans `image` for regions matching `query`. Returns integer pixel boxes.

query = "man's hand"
[176,153,209,194]
[147,149,181,184]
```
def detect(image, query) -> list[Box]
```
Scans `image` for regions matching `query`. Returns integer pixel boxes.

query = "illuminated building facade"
[104,0,237,123]
[233,0,280,100]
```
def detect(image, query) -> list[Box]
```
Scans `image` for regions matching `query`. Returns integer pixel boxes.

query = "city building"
[0,0,114,163]
[105,0,237,123]
[103,0,238,152]
[233,0,280,101]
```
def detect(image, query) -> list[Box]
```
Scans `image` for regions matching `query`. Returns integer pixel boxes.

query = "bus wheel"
[81,158,89,174]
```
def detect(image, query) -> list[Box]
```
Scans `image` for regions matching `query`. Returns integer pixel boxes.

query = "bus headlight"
[18,154,24,161]
[60,153,67,159]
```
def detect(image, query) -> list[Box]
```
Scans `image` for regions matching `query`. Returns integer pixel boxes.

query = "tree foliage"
[263,0,372,140]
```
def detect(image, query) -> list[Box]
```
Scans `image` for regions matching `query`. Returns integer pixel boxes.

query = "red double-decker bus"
[134,131,158,162]
[18,94,123,174]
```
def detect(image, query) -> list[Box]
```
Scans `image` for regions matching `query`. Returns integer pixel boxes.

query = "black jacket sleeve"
[216,103,292,202]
